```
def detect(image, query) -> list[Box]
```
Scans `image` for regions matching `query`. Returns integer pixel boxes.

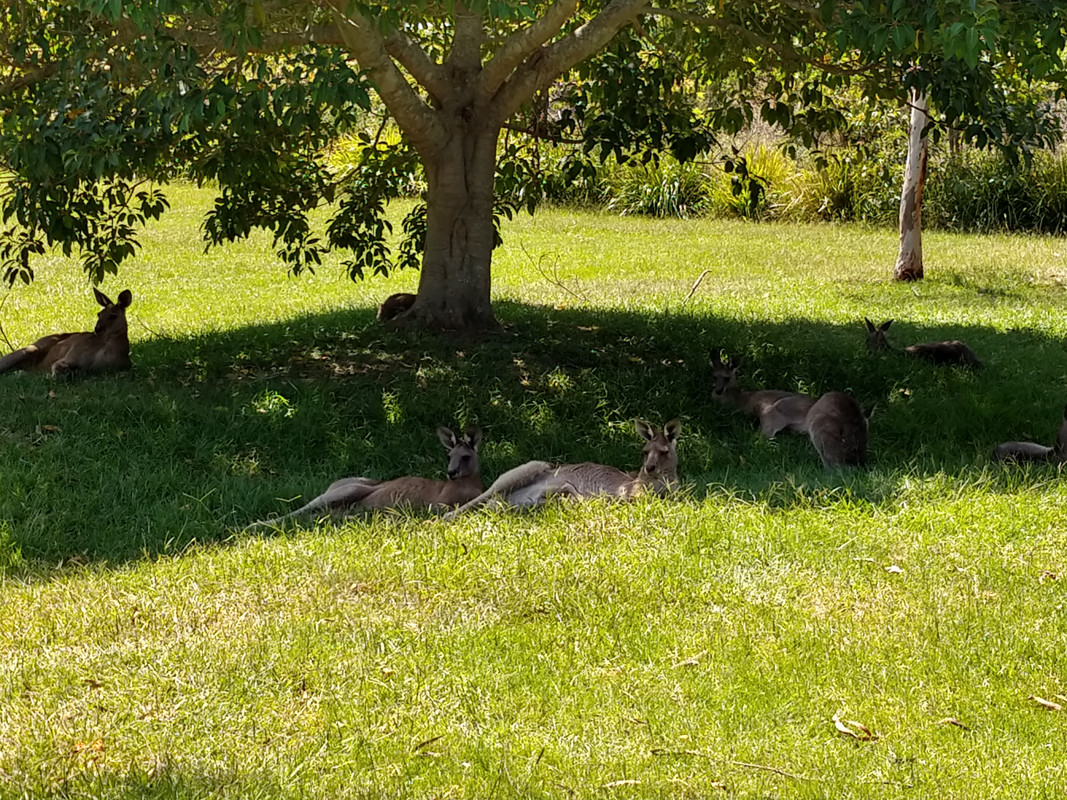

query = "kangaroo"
[445,419,681,518]
[377,292,416,322]
[865,318,982,368]
[0,288,133,377]
[994,405,1067,463]
[251,426,483,527]
[710,352,814,437]
[806,391,871,468]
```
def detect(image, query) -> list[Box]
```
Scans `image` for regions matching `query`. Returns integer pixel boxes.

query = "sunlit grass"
[1,185,1067,798]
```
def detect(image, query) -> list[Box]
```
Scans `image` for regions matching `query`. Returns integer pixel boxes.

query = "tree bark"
[408,123,502,332]
[894,91,929,282]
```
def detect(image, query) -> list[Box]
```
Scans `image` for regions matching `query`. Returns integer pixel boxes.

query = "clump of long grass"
[602,154,711,218]
[924,149,1067,233]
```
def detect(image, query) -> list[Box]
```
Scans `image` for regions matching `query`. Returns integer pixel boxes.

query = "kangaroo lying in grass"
[445,419,681,517]
[806,391,871,468]
[0,288,133,377]
[993,406,1067,463]
[251,426,483,527]
[865,318,982,368]
[710,352,814,437]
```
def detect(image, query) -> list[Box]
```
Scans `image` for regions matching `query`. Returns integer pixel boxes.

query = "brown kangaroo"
[994,405,1067,463]
[806,391,871,468]
[445,419,681,518]
[710,352,814,437]
[0,288,133,377]
[377,293,416,322]
[251,426,483,527]
[865,318,982,368]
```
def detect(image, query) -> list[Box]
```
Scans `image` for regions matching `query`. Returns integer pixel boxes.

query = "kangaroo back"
[996,404,1067,463]
[806,391,869,468]
[903,340,982,368]
[710,351,811,436]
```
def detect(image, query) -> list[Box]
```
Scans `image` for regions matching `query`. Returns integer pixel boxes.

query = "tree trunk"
[405,123,501,333]
[894,91,929,282]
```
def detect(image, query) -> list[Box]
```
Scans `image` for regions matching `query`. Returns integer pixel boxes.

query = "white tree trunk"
[894,91,929,282]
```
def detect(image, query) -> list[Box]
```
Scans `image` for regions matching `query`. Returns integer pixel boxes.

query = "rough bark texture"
[409,125,502,331]
[894,92,929,282]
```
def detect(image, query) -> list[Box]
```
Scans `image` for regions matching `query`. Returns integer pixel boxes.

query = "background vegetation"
[1,185,1066,798]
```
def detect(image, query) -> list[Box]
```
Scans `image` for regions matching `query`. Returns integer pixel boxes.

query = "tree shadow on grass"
[1,299,1066,568]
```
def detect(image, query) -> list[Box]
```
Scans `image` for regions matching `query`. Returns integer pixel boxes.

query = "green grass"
[2,184,1067,798]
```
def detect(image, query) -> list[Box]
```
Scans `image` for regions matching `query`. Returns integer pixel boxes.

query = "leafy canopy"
[1,1,1064,287]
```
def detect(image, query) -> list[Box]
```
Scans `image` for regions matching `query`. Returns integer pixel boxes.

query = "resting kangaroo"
[865,318,982,368]
[0,288,133,377]
[806,391,871,468]
[710,353,814,437]
[251,426,483,527]
[445,419,681,518]
[994,405,1067,463]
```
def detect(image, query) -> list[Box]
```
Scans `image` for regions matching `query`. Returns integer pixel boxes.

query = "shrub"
[925,149,1067,234]
[602,155,711,218]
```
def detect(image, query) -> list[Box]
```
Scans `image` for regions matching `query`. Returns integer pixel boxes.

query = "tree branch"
[446,1,485,76]
[382,30,452,107]
[325,0,444,158]
[479,0,579,98]
[489,0,650,124]
[646,6,875,77]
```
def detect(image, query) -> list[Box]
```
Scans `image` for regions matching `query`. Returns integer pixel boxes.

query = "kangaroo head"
[438,425,482,481]
[635,418,681,487]
[93,288,133,336]
[709,352,741,398]
[864,318,893,352]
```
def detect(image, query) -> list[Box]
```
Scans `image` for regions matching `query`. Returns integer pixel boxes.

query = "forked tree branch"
[490,0,651,124]
[383,29,453,106]
[325,0,445,157]
[479,0,579,98]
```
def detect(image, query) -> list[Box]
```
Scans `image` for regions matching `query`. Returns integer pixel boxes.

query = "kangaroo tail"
[0,347,34,374]
[445,460,554,518]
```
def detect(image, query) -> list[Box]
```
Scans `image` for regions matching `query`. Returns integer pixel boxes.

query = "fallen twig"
[681,269,710,307]
[650,748,816,782]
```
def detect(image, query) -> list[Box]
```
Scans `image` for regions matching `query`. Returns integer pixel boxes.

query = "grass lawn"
[1,183,1066,798]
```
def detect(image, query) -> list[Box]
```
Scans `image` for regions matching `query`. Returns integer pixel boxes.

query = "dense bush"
[325,118,1067,235]
[924,149,1067,234]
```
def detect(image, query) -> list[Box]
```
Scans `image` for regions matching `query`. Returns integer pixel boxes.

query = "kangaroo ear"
[864,317,875,332]
[464,426,483,451]
[436,426,458,449]
[634,419,654,442]
[117,289,132,308]
[880,319,893,331]
[709,351,722,367]
[93,288,112,307]
[663,418,682,443]
[728,355,742,370]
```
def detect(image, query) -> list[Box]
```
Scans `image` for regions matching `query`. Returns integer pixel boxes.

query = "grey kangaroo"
[710,352,814,437]
[806,391,871,468]
[0,289,133,377]
[251,426,483,527]
[445,419,681,518]
[994,405,1067,463]
[865,318,982,368]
